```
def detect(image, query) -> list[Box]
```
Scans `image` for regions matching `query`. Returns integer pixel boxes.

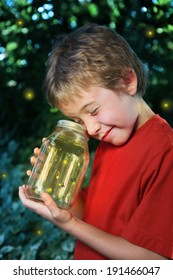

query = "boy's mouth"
[102,127,114,141]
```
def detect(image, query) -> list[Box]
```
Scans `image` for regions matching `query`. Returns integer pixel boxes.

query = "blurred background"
[0,0,173,260]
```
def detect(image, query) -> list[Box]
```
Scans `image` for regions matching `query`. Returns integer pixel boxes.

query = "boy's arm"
[71,218,167,260]
[69,196,85,220]
[19,186,167,260]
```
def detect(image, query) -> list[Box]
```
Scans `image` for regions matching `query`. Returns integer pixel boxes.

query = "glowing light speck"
[145,27,155,38]
[23,88,35,101]
[36,229,43,235]
[0,172,8,179]
[16,19,25,26]
[161,99,173,112]
[46,187,52,193]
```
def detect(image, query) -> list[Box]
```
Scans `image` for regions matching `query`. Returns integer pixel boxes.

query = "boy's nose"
[85,121,101,137]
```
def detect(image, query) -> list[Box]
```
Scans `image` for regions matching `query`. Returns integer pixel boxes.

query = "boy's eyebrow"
[79,102,95,113]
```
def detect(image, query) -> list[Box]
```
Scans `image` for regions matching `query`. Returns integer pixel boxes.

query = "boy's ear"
[123,69,137,95]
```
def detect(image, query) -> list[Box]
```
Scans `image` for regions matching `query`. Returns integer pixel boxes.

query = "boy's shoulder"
[144,114,173,146]
[97,114,173,157]
[133,114,173,164]
[94,115,173,180]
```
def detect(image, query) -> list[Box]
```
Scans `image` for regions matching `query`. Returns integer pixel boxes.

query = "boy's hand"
[26,138,46,176]
[20,137,81,232]
[19,185,74,232]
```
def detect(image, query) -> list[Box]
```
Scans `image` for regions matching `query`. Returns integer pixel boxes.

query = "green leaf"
[88,4,99,17]
[0,234,5,246]
[6,42,18,51]
[0,245,14,254]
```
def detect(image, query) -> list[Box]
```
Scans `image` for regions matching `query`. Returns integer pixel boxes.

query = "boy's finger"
[18,185,32,207]
[41,193,63,219]
[41,192,58,211]
[19,186,46,210]
[41,192,71,224]
[34,147,40,155]
[30,156,36,165]
[26,170,31,176]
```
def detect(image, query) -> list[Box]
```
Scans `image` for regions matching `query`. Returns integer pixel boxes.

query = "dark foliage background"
[0,0,173,259]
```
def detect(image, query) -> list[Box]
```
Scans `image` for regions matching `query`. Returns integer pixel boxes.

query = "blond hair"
[44,23,147,108]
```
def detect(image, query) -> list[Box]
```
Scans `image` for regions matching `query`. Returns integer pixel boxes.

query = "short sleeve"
[122,147,173,259]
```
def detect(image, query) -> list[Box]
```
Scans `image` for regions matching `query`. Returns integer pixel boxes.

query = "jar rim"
[56,120,89,141]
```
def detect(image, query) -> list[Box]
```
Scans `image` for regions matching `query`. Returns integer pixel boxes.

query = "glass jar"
[26,120,90,209]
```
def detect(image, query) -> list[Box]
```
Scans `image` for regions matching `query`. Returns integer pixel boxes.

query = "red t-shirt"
[74,115,173,259]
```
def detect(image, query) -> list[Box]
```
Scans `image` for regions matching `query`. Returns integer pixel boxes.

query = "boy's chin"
[107,132,132,146]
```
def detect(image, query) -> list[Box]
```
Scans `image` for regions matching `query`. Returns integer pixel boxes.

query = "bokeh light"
[160,99,173,112]
[0,172,8,180]
[16,18,25,26]
[23,88,35,101]
[35,229,43,235]
[145,26,156,38]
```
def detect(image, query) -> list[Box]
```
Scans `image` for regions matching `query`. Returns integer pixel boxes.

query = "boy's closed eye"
[73,118,84,125]
[90,107,99,116]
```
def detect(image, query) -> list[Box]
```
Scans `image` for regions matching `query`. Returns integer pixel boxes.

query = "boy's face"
[60,86,141,146]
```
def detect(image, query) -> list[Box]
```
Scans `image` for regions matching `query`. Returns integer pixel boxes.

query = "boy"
[19,24,173,259]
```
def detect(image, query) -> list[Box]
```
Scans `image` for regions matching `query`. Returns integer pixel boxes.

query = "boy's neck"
[135,98,155,131]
